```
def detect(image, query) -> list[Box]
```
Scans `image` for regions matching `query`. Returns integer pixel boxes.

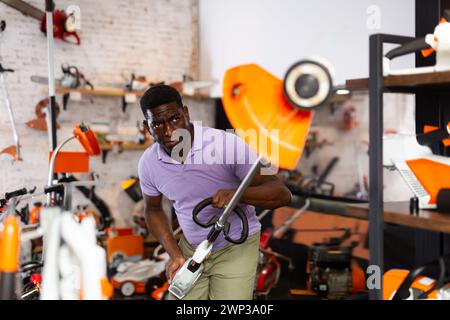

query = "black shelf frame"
[368,33,415,300]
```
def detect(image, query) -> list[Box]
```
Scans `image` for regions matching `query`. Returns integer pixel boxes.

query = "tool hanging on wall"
[31,63,94,110]
[0,20,21,160]
[0,0,80,45]
[222,58,336,170]
[25,98,61,132]
[0,63,21,160]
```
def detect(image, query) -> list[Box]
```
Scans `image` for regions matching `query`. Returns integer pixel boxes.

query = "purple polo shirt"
[138,124,261,252]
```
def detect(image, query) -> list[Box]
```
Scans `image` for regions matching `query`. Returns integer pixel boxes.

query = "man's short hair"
[140,84,183,117]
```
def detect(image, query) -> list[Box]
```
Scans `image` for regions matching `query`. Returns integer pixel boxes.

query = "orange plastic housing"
[0,216,20,273]
[383,269,438,300]
[106,234,144,264]
[406,158,450,204]
[222,64,313,170]
[73,124,101,156]
[49,151,90,173]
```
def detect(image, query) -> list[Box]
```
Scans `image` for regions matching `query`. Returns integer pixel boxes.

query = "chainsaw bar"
[0,0,44,21]
[31,75,62,86]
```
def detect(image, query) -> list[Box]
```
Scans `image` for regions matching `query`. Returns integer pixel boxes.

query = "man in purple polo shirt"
[138,85,291,300]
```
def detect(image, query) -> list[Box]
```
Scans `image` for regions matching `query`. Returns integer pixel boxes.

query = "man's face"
[144,101,192,155]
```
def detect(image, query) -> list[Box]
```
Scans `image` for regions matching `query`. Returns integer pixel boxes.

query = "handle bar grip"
[5,188,28,200]
[385,37,429,60]
[192,197,249,244]
[192,197,219,228]
[223,206,249,244]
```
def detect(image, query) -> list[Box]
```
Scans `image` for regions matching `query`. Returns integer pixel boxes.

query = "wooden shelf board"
[346,70,450,92]
[99,141,151,151]
[55,87,216,100]
[346,202,450,234]
[56,87,145,97]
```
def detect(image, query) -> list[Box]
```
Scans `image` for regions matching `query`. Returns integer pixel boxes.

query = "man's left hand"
[212,189,236,209]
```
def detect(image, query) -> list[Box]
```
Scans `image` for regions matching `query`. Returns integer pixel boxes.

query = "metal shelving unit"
[345,33,450,300]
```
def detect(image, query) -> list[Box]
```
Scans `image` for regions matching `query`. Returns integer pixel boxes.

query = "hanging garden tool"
[25,97,61,132]
[0,64,21,160]
[0,0,80,45]
[0,20,21,161]
[31,63,94,110]
[222,59,335,170]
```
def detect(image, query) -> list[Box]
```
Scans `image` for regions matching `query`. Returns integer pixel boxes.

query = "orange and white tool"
[222,59,334,170]
[383,269,439,300]
[393,155,450,209]
[384,18,450,75]
[385,123,450,209]
[40,210,112,300]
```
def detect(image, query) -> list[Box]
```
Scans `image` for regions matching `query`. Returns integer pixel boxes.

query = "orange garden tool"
[0,215,20,299]
[384,18,450,75]
[383,256,450,300]
[222,60,334,169]
[25,98,61,132]
[46,123,101,206]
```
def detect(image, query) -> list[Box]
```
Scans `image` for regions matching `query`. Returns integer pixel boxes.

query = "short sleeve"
[138,155,161,197]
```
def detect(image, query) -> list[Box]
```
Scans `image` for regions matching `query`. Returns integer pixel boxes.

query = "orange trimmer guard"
[222,64,313,169]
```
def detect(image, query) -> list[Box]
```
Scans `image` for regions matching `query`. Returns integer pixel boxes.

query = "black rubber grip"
[44,184,64,194]
[417,128,450,146]
[192,197,249,244]
[392,257,446,300]
[192,198,219,228]
[437,189,450,214]
[5,188,27,200]
[223,210,249,244]
[385,37,430,60]
[20,261,43,273]
[45,0,55,12]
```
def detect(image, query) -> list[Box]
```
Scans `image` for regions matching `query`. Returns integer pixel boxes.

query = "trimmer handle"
[5,188,27,200]
[385,37,430,60]
[192,197,249,244]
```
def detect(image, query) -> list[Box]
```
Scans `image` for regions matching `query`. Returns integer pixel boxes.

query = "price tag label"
[125,93,137,103]
[69,91,82,101]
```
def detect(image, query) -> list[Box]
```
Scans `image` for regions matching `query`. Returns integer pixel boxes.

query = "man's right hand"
[166,256,186,284]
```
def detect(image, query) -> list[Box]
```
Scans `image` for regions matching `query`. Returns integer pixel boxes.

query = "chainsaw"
[0,0,80,45]
[31,63,94,110]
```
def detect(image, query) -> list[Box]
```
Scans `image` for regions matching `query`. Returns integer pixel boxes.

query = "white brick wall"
[0,0,206,226]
